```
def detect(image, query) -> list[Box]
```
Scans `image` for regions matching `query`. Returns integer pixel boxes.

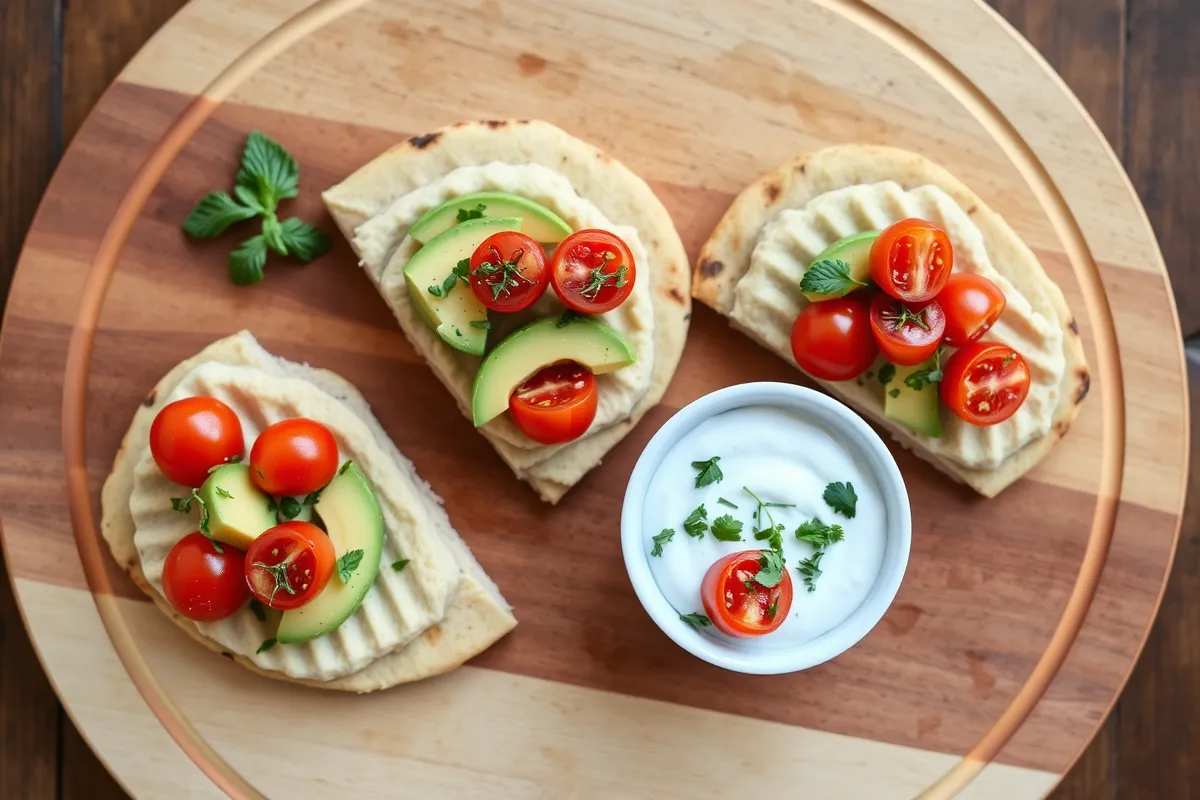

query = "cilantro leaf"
[278,496,302,520]
[799,259,867,297]
[392,559,410,572]
[690,456,723,488]
[236,131,299,212]
[336,549,365,583]
[797,551,825,592]
[257,637,278,654]
[710,514,744,541]
[182,191,258,239]
[767,599,779,618]
[556,309,583,328]
[754,550,786,588]
[904,348,945,391]
[889,388,901,398]
[277,217,331,261]
[794,518,845,549]
[754,523,785,553]
[229,236,269,285]
[679,612,712,629]
[650,528,675,557]
[683,504,708,538]
[823,481,858,519]
[170,496,192,513]
[456,203,486,222]
[717,497,738,509]
[302,489,322,506]
[191,489,222,554]
[878,364,896,386]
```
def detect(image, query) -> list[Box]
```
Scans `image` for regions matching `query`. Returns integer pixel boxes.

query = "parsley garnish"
[794,518,845,549]
[717,497,738,509]
[229,454,243,464]
[710,515,744,541]
[336,549,365,583]
[799,259,868,297]
[469,319,491,330]
[302,489,322,506]
[183,131,329,285]
[428,258,470,298]
[189,489,222,554]
[257,637,277,654]
[679,612,712,629]
[650,528,675,557]
[578,251,628,299]
[754,550,785,588]
[754,523,785,553]
[690,456,723,488]
[455,203,486,222]
[1001,353,1017,368]
[742,486,794,534]
[797,551,825,592]
[823,481,857,518]
[556,309,582,328]
[878,364,896,386]
[170,496,192,513]
[339,460,353,476]
[904,348,945,391]
[278,496,302,520]
[266,496,276,514]
[392,559,410,572]
[767,599,779,618]
[215,486,234,499]
[683,504,708,538]
[889,388,901,398]
[473,244,534,300]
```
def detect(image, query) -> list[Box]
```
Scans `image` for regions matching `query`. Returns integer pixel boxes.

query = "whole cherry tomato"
[937,272,1006,347]
[790,296,878,381]
[469,231,550,313]
[869,294,946,366]
[161,532,249,621]
[940,341,1031,426]
[508,362,598,444]
[250,418,339,497]
[870,218,953,303]
[149,397,245,488]
[550,229,636,314]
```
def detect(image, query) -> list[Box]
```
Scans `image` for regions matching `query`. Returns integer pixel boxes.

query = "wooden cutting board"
[0,0,1186,797]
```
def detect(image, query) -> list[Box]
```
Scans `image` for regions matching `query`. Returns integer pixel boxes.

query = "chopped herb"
[469,319,491,330]
[266,496,276,514]
[889,388,901,398]
[170,496,192,513]
[278,496,302,520]
[797,551,825,592]
[455,328,463,337]
[717,497,739,509]
[823,481,858,519]
[391,559,410,572]
[249,599,266,622]
[257,637,277,654]
[679,612,712,629]
[904,348,945,391]
[650,528,675,557]
[473,244,534,300]
[428,258,470,298]
[683,504,708,538]
[690,456,723,488]
[710,514,744,541]
[455,203,486,222]
[878,363,896,386]
[338,460,353,476]
[865,370,875,379]
[742,486,794,533]
[794,518,845,549]
[754,550,786,588]
[336,549,365,583]
[191,489,222,553]
[754,523,785,553]
[229,454,243,464]
[215,486,234,499]
[1001,353,1017,368]
[302,489,322,506]
[798,258,868,297]
[766,599,779,618]
[556,309,582,328]
[578,251,628,299]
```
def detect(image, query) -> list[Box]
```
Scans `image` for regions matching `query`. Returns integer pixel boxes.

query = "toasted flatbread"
[694,145,1089,496]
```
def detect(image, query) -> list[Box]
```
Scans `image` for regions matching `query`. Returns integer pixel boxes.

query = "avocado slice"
[276,461,384,644]
[884,358,943,438]
[471,316,637,427]
[408,191,572,246]
[802,230,879,302]
[404,216,522,355]
[196,464,276,550]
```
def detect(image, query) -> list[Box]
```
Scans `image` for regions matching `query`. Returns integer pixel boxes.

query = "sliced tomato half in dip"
[245,521,336,610]
[508,362,598,445]
[940,341,1031,426]
[549,229,636,314]
[701,550,793,637]
[870,218,953,303]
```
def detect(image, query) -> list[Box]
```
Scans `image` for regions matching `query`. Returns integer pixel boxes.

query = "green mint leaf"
[337,549,365,583]
[215,487,234,499]
[650,528,675,557]
[278,496,302,520]
[277,217,331,262]
[794,518,845,549]
[710,514,744,541]
[302,489,322,506]
[257,637,277,654]
[823,481,858,519]
[236,131,299,212]
[456,203,486,222]
[261,214,288,256]
[249,599,267,622]
[469,320,491,330]
[797,551,825,592]
[683,504,708,538]
[679,612,711,629]
[229,236,268,285]
[233,184,266,213]
[799,259,867,297]
[754,549,786,588]
[690,456,723,488]
[182,191,258,239]
[392,559,410,572]
[717,497,738,509]
[878,364,896,386]
[170,496,192,513]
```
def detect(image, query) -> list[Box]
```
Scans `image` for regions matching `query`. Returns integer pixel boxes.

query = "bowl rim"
[620,381,912,675]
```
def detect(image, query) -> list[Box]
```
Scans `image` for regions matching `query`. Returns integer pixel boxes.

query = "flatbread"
[693,145,1089,496]
[100,331,516,692]
[323,120,690,503]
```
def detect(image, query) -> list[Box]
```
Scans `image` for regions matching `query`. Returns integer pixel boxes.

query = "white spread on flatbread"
[130,362,463,681]
[354,162,655,456]
[732,181,1066,470]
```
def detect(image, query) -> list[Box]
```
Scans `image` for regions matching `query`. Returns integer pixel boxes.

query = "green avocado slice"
[408,191,572,246]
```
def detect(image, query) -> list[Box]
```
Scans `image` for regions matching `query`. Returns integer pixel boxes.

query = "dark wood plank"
[59,719,130,800]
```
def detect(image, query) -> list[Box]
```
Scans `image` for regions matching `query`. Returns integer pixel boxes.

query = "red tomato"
[149,397,245,487]
[870,218,953,303]
[250,418,339,497]
[937,273,1007,347]
[790,295,878,381]
[244,522,336,610]
[550,229,636,314]
[469,231,550,313]
[940,341,1031,426]
[700,550,793,637]
[508,362,598,444]
[161,532,248,621]
[869,294,946,366]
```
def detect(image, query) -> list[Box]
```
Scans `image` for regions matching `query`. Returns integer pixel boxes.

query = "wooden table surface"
[1,0,1195,797]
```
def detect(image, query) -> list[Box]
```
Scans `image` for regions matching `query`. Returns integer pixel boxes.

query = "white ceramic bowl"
[620,382,911,674]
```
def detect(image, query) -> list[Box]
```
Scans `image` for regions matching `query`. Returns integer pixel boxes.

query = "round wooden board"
[0,0,1188,797]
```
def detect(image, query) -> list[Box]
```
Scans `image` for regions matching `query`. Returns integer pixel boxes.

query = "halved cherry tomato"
[940,341,1031,426]
[701,550,793,637]
[550,229,636,314]
[250,418,339,497]
[508,362,597,444]
[149,397,245,488]
[162,532,248,621]
[937,273,1007,347]
[869,294,946,366]
[244,522,336,611]
[469,231,550,313]
[870,218,953,303]
[790,295,878,381]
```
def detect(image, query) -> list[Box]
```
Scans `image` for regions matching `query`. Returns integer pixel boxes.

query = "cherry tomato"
[161,532,249,621]
[249,418,339,497]
[790,295,878,381]
[469,231,550,313]
[940,341,1031,426]
[550,229,636,314]
[244,522,336,610]
[869,294,946,367]
[937,273,1007,347]
[700,550,793,637]
[508,362,598,444]
[870,218,953,303]
[149,397,245,488]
